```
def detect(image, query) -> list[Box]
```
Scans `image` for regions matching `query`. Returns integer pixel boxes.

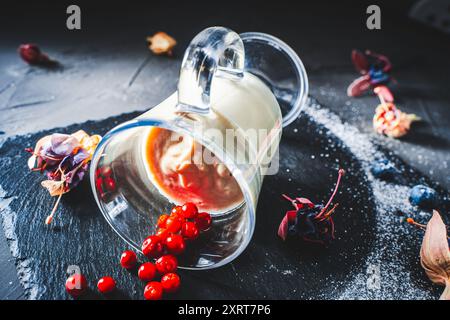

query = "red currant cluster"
[138,202,211,300]
[120,250,180,300]
[65,202,211,300]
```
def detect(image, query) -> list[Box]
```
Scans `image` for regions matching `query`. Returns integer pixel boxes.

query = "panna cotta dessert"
[145,127,243,212]
[141,72,282,213]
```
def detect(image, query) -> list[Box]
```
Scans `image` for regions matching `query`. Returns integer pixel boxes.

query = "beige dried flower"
[373,102,420,138]
[146,32,176,56]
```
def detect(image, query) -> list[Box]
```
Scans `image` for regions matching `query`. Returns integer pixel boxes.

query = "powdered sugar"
[303,99,437,299]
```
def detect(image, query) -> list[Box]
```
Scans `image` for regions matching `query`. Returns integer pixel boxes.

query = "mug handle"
[177,27,245,114]
[239,32,309,128]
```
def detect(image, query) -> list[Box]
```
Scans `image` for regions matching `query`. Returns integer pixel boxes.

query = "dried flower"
[372,87,420,138]
[278,169,345,245]
[146,32,177,56]
[26,130,101,224]
[407,211,450,300]
[373,101,420,138]
[18,43,58,67]
[347,49,393,98]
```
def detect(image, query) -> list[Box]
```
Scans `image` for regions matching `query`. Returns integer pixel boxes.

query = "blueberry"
[409,184,439,209]
[370,159,399,180]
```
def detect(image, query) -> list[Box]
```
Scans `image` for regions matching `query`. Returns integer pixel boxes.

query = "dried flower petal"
[50,134,79,156]
[278,209,297,241]
[420,211,450,300]
[351,49,369,74]
[347,75,372,97]
[41,180,66,196]
[18,44,50,65]
[147,32,177,56]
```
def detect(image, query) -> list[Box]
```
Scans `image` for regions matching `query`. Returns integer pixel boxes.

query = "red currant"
[97,276,116,294]
[144,281,163,300]
[181,221,199,240]
[181,202,198,219]
[142,235,164,258]
[138,262,157,282]
[171,206,183,217]
[161,273,181,293]
[95,177,104,192]
[120,250,137,269]
[155,255,178,274]
[157,214,169,228]
[165,234,185,255]
[165,215,183,233]
[65,273,87,298]
[104,177,116,192]
[100,166,112,177]
[194,212,212,231]
[156,228,170,241]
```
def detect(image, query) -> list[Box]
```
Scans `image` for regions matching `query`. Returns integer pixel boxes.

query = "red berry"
[97,276,116,294]
[161,273,181,293]
[138,262,157,282]
[156,228,170,241]
[104,177,116,192]
[155,255,178,274]
[142,235,164,258]
[181,221,199,240]
[171,205,182,215]
[181,202,198,219]
[65,273,87,298]
[194,212,212,231]
[157,214,169,228]
[120,250,137,269]
[100,166,112,177]
[165,215,182,233]
[144,281,163,300]
[95,177,104,191]
[165,234,185,255]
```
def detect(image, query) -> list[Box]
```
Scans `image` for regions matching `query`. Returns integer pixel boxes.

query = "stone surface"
[0,1,449,299]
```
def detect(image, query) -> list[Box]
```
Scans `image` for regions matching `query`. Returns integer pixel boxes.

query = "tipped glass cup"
[90,27,308,269]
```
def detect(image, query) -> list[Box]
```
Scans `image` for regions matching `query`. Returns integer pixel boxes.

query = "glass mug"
[90,27,308,269]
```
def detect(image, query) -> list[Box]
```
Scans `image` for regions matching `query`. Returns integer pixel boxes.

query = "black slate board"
[0,102,448,300]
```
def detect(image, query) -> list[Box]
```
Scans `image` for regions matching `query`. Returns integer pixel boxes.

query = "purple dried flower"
[26,130,101,224]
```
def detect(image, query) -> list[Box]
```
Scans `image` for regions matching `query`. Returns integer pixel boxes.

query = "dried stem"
[407,217,450,239]
[317,169,345,218]
[46,192,63,225]
[377,90,386,105]
[281,194,294,202]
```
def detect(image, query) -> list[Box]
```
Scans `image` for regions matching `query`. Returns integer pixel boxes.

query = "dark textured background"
[0,0,449,299]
